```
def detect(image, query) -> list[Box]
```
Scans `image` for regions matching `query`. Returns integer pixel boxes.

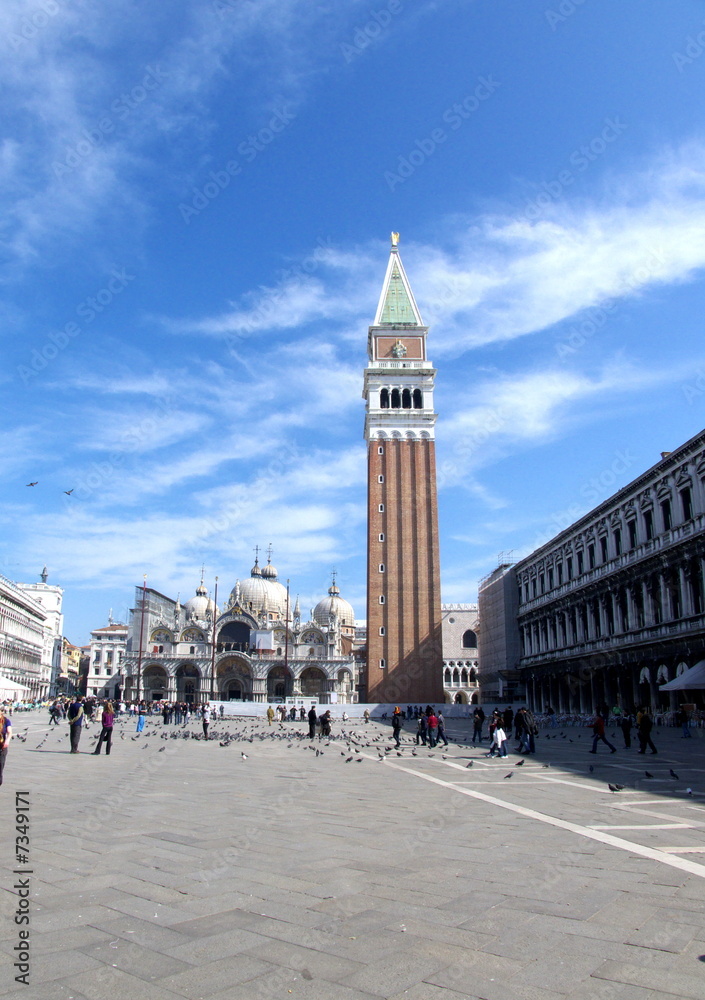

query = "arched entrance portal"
[216,658,252,701]
[267,665,292,700]
[300,666,326,699]
[143,664,168,701]
[176,663,201,704]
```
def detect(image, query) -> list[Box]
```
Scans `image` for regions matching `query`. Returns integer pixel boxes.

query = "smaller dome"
[261,560,277,580]
[313,579,355,629]
[184,579,217,619]
[251,558,262,577]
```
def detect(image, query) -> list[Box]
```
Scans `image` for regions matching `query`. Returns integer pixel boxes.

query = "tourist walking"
[202,703,211,740]
[637,708,657,754]
[93,701,115,755]
[136,702,147,734]
[678,706,692,738]
[67,696,85,753]
[620,711,633,749]
[436,710,449,747]
[589,711,617,754]
[307,706,318,740]
[472,707,485,744]
[503,707,514,737]
[427,709,438,748]
[0,707,12,785]
[416,714,427,745]
[266,705,275,726]
[392,707,403,747]
[487,722,508,757]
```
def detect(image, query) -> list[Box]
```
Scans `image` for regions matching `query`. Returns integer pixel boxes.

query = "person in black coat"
[307,706,318,740]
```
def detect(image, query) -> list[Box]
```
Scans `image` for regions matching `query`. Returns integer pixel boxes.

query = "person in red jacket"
[589,712,617,754]
[427,710,438,748]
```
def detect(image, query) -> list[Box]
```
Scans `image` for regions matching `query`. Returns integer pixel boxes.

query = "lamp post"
[210,577,218,702]
[136,576,147,703]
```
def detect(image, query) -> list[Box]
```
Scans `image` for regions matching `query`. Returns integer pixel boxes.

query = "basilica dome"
[230,558,287,617]
[184,579,218,619]
[313,581,355,629]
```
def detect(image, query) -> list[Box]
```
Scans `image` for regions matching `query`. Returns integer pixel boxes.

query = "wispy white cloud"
[170,144,705,357]
[436,356,698,490]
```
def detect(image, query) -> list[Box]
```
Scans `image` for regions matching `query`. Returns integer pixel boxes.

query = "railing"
[520,612,705,665]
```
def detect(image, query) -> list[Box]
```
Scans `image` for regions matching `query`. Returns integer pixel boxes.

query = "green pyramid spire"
[374,236,423,326]
[379,259,418,324]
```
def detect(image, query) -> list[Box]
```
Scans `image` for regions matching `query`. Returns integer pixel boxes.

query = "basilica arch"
[142,663,168,701]
[216,657,252,701]
[299,666,327,699]
[267,664,293,700]
[176,662,202,704]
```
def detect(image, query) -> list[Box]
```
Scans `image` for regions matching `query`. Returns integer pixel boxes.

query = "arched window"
[461,668,468,684]
[380,388,389,408]
[462,629,477,648]
[413,388,422,409]
[469,668,477,682]
[402,388,411,409]
[452,668,460,684]
[444,668,451,684]
[391,388,401,408]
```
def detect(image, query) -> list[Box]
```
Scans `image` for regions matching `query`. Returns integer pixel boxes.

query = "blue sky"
[2,0,705,644]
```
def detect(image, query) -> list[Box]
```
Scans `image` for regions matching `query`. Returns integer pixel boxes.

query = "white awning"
[660,661,705,691]
[0,676,30,699]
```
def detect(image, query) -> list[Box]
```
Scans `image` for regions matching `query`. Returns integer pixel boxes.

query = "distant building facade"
[477,562,523,705]
[15,568,63,697]
[441,603,480,704]
[84,621,128,701]
[511,430,705,712]
[58,637,82,695]
[0,573,47,699]
[122,558,359,705]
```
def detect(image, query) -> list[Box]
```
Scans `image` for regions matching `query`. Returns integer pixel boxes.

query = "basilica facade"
[121,556,359,705]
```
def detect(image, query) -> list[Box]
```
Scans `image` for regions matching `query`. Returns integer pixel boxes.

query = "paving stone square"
[1,712,705,999]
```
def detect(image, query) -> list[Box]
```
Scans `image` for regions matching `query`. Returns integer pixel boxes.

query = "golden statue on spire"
[391,231,400,248]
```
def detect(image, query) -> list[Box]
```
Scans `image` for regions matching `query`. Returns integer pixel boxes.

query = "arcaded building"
[441,603,480,704]
[514,429,705,713]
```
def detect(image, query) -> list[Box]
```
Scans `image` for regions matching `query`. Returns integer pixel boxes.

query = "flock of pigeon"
[20,718,697,796]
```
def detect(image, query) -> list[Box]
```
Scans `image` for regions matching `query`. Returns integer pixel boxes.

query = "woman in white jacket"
[487,724,508,758]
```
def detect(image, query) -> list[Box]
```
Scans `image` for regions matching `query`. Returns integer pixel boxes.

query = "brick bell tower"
[363,233,444,704]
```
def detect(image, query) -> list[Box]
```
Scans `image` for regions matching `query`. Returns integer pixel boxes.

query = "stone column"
[642,580,654,626]
[658,572,670,621]
[679,565,693,617]
[597,597,608,638]
[251,677,266,703]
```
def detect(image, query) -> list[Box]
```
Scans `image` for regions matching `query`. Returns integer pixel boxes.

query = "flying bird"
[26,481,38,487]
[64,489,74,495]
